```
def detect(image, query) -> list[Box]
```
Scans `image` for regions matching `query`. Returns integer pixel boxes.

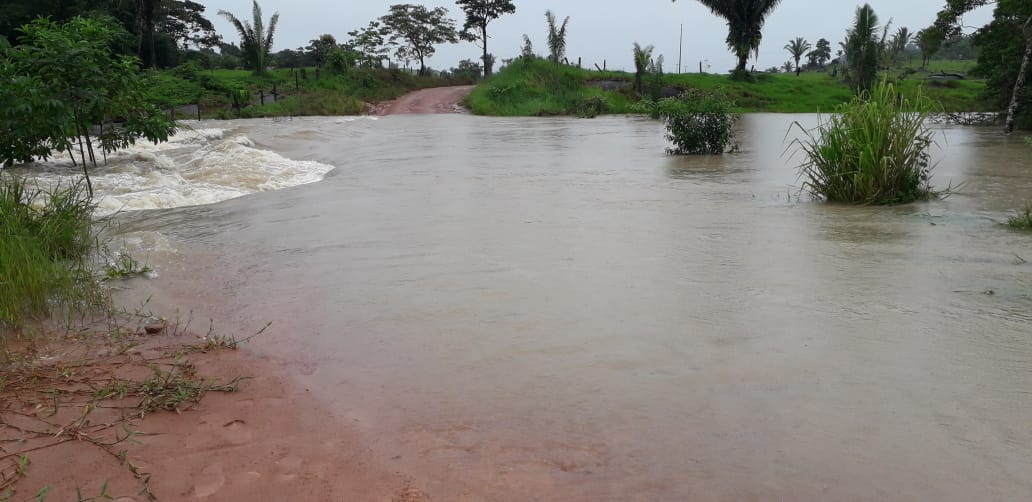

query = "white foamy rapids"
[334,116,379,124]
[12,127,335,217]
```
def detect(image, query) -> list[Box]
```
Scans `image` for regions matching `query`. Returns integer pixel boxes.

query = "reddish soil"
[374,85,475,115]
[6,336,432,501]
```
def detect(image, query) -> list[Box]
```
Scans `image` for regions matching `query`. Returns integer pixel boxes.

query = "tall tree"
[844,4,883,93]
[933,0,1031,132]
[632,42,655,94]
[807,37,832,67]
[116,0,219,67]
[915,26,944,67]
[307,33,338,66]
[1,17,175,190]
[456,0,515,77]
[218,0,279,74]
[162,1,221,48]
[784,37,811,75]
[380,4,459,75]
[888,26,911,66]
[673,0,784,72]
[346,21,390,68]
[544,10,570,64]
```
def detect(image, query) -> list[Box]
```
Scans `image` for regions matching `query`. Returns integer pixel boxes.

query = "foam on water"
[7,125,336,217]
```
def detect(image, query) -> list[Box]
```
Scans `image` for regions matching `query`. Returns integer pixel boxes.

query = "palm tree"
[674,0,784,72]
[887,27,911,67]
[545,10,570,64]
[784,37,811,76]
[218,0,279,74]
[844,4,882,93]
[633,42,655,94]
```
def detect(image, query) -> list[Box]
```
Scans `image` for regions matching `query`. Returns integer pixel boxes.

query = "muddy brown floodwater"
[116,114,1032,500]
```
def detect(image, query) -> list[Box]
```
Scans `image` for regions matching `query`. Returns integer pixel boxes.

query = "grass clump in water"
[0,175,97,328]
[792,80,944,205]
[1006,203,1032,230]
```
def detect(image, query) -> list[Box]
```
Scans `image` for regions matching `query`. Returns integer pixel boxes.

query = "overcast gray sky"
[202,1,993,73]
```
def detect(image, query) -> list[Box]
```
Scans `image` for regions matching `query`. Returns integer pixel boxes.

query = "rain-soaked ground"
[31,114,1032,500]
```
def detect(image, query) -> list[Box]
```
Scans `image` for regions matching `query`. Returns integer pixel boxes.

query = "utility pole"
[678,23,683,74]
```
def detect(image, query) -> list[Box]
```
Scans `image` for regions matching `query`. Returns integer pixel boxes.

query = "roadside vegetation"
[0,176,97,328]
[0,172,264,499]
[466,58,987,116]
[464,58,632,116]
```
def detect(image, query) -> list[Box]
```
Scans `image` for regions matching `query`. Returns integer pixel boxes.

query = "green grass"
[666,71,857,112]
[236,90,365,117]
[900,59,979,74]
[142,72,207,108]
[0,175,97,328]
[792,80,943,205]
[144,66,472,118]
[469,60,990,117]
[466,58,634,116]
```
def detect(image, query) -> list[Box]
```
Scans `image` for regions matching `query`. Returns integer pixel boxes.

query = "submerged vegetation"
[0,175,97,328]
[793,80,942,205]
[635,90,738,155]
[1007,203,1032,230]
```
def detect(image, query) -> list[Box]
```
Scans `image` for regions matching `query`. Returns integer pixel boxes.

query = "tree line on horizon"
[0,0,1028,129]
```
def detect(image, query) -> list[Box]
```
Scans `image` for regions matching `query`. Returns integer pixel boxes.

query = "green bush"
[637,90,738,155]
[793,80,942,204]
[0,175,97,328]
[574,96,608,118]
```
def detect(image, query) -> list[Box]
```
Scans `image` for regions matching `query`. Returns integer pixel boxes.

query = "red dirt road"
[375,85,474,115]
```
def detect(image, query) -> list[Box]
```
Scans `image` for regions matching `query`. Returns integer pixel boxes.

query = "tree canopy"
[843,4,884,93]
[784,37,811,75]
[0,17,175,191]
[456,0,516,77]
[807,38,832,67]
[932,0,1031,131]
[674,0,784,72]
[218,0,279,74]
[1,0,220,68]
[380,4,459,75]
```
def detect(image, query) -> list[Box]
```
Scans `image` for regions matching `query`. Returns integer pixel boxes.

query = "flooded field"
[27,114,1032,500]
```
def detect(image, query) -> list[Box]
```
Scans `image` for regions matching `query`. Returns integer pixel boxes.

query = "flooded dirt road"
[115,114,1032,500]
[376,85,474,115]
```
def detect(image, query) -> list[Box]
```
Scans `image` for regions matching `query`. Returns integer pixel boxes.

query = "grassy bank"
[143,65,474,118]
[0,174,256,498]
[465,59,635,116]
[0,175,97,329]
[467,59,991,117]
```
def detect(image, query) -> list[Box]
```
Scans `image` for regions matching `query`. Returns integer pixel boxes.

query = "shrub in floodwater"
[636,89,738,155]
[792,80,943,204]
[574,96,608,118]
[1006,203,1032,231]
[0,174,98,328]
